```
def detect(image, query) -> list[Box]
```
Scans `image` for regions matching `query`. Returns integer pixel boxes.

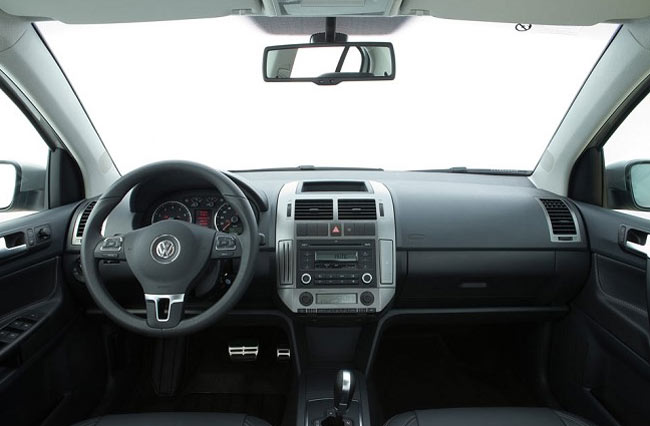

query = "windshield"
[38,17,616,173]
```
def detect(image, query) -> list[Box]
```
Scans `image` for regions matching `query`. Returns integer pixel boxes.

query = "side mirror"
[606,160,650,211]
[0,161,45,212]
[0,162,18,210]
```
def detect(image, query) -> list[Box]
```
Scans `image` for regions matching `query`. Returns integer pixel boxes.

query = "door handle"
[625,240,650,257]
[620,225,650,258]
[0,235,27,259]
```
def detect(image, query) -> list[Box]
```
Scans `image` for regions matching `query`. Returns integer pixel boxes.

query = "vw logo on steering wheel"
[151,234,181,264]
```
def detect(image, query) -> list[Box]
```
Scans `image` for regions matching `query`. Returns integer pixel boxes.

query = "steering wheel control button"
[100,236,123,251]
[299,292,314,306]
[150,234,181,264]
[360,291,374,306]
[361,273,373,284]
[95,236,125,259]
[301,273,313,285]
[216,235,237,250]
[213,234,242,259]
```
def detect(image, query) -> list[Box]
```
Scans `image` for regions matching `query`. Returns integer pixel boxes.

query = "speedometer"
[214,203,243,234]
[151,201,192,224]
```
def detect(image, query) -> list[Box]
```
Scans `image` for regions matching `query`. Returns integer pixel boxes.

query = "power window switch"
[0,329,21,343]
[10,320,34,331]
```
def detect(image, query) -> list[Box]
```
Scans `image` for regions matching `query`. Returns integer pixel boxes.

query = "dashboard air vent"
[294,199,333,220]
[72,201,96,245]
[540,199,578,240]
[338,199,377,220]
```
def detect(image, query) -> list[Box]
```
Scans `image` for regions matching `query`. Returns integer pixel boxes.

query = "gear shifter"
[333,369,356,415]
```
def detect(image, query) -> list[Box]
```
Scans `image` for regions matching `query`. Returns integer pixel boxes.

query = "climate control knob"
[361,273,373,284]
[301,273,312,285]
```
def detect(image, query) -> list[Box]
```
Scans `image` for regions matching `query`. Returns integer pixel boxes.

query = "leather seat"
[72,412,271,426]
[384,407,596,426]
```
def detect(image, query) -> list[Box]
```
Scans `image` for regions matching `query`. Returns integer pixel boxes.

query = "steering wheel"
[80,161,259,337]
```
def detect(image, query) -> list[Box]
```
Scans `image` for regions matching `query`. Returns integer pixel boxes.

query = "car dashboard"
[64,170,590,319]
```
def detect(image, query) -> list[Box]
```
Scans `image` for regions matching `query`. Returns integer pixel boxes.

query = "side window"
[0,86,49,224]
[603,92,650,220]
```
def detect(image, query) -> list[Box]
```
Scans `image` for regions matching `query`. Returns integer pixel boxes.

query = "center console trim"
[276,180,397,314]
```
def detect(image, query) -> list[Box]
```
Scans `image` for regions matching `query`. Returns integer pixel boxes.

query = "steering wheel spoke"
[211,232,243,259]
[144,293,185,328]
[94,235,127,261]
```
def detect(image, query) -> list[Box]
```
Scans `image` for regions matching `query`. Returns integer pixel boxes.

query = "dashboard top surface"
[94,170,586,252]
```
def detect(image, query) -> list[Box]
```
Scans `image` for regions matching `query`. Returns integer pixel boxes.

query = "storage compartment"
[398,250,589,307]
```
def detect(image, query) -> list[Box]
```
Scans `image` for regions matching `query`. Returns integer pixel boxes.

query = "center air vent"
[294,199,333,220]
[72,200,96,245]
[338,199,377,220]
[539,198,578,242]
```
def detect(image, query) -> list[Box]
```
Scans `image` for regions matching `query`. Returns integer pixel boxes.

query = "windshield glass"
[38,17,616,173]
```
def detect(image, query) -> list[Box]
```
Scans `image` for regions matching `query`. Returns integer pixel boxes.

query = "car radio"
[297,239,376,287]
[275,180,397,315]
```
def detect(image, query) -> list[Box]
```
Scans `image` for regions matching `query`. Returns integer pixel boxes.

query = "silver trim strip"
[144,293,185,322]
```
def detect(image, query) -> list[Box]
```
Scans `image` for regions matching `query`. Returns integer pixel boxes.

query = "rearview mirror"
[606,160,650,211]
[263,42,395,85]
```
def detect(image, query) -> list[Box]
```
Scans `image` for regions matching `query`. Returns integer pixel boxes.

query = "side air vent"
[294,199,333,220]
[277,240,293,285]
[338,199,377,220]
[539,199,579,242]
[72,201,96,245]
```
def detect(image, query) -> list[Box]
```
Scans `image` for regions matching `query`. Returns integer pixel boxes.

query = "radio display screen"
[316,294,357,304]
[315,251,358,262]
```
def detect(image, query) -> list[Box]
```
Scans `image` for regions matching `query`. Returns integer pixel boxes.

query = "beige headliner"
[0,0,649,25]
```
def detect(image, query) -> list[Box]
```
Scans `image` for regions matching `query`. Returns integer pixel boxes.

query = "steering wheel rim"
[80,161,259,337]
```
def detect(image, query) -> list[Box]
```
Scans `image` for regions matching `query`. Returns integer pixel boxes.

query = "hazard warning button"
[329,223,342,236]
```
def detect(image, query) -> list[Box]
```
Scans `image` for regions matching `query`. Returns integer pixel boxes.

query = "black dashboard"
[65,170,591,316]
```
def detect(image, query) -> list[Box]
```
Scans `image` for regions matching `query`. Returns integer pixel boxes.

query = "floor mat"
[372,324,543,422]
[107,326,293,426]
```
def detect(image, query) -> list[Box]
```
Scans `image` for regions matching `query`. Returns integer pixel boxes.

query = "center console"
[276,180,396,314]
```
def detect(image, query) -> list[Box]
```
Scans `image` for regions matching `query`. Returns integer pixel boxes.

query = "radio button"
[299,292,314,306]
[301,273,313,285]
[361,273,373,284]
[360,291,374,306]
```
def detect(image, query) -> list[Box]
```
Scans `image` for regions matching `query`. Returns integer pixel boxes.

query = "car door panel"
[549,202,650,426]
[0,202,107,426]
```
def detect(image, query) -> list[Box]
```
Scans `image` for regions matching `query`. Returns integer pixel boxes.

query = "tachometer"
[214,203,243,234]
[152,201,192,223]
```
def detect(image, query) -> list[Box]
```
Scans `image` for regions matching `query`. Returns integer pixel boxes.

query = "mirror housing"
[0,161,45,212]
[606,160,650,211]
[263,42,395,85]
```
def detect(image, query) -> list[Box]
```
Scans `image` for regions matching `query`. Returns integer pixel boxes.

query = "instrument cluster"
[148,191,245,234]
